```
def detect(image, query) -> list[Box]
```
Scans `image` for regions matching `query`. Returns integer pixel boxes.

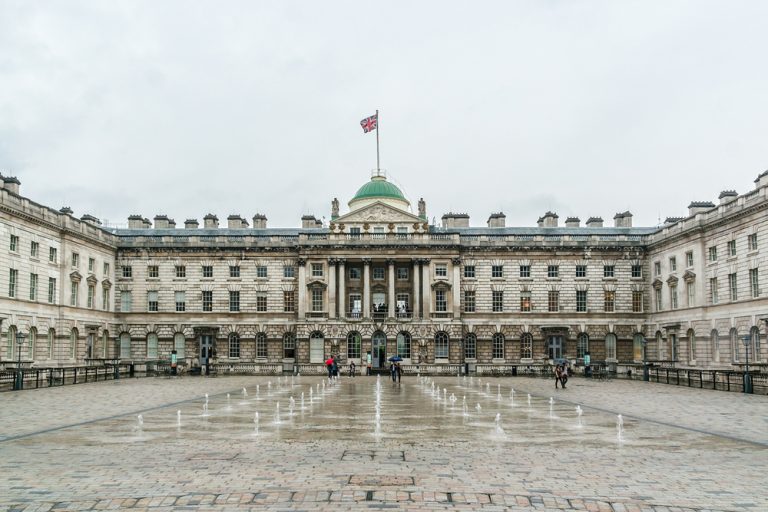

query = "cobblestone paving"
[0,375,766,511]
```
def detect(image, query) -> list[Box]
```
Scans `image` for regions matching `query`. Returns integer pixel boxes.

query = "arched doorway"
[371,331,386,369]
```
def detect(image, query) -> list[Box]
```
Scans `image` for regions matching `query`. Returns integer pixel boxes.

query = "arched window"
[146,333,158,359]
[70,328,78,359]
[283,332,296,359]
[633,333,644,361]
[309,331,324,363]
[7,325,16,359]
[577,333,589,359]
[464,333,477,359]
[28,327,37,360]
[730,328,739,362]
[751,326,761,362]
[347,331,362,359]
[605,333,617,360]
[520,332,533,359]
[397,331,411,358]
[48,328,55,359]
[687,329,696,361]
[228,333,240,358]
[173,333,185,359]
[256,332,268,358]
[119,332,131,359]
[434,332,449,359]
[711,330,719,363]
[492,333,505,359]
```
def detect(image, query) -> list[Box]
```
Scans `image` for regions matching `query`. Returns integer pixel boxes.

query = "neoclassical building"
[1,170,766,372]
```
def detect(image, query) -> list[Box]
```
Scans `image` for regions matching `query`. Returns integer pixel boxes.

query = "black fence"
[0,364,133,392]
[640,366,767,394]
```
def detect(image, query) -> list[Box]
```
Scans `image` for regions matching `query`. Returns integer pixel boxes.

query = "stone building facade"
[1,171,766,371]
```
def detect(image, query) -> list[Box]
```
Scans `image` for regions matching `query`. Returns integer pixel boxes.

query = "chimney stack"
[184,219,199,229]
[441,213,470,228]
[586,217,603,228]
[252,214,267,229]
[487,212,506,228]
[2,176,20,195]
[613,211,633,228]
[128,215,144,229]
[203,214,219,229]
[565,217,580,228]
[154,215,171,229]
[541,211,558,228]
[718,190,737,205]
[227,215,244,229]
[687,201,715,217]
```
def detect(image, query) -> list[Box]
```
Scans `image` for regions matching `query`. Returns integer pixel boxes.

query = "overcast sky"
[1,1,767,229]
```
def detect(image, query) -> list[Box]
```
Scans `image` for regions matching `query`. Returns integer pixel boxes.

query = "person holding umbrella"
[388,355,402,383]
[325,356,334,381]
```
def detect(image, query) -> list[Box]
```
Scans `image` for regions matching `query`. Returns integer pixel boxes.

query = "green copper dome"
[352,177,407,201]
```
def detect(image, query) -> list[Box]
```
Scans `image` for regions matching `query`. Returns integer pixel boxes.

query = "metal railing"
[1,364,132,392]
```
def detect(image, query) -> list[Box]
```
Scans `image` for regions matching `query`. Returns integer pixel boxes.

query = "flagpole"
[375,109,380,174]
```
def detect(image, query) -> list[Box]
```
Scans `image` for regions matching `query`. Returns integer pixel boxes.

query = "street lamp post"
[642,338,649,381]
[742,335,753,394]
[15,331,26,391]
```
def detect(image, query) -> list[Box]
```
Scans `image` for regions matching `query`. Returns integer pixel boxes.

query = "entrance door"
[372,332,386,368]
[309,335,324,363]
[199,335,213,366]
[547,336,564,360]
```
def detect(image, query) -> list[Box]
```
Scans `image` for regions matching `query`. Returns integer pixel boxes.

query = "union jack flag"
[360,114,378,133]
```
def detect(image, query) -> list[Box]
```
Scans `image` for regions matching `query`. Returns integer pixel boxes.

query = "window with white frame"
[29,273,37,301]
[603,265,615,278]
[70,281,78,306]
[202,265,213,278]
[492,290,503,312]
[748,233,758,251]
[435,264,447,277]
[492,333,504,359]
[202,290,213,311]
[576,265,587,278]
[577,333,589,358]
[520,291,531,312]
[103,262,110,275]
[256,332,268,358]
[229,266,240,278]
[148,291,159,312]
[347,332,362,359]
[576,290,587,312]
[229,291,240,312]
[727,240,736,257]
[283,265,294,278]
[519,265,531,278]
[464,290,475,312]
[491,265,503,278]
[71,252,79,268]
[122,265,132,278]
[9,234,18,252]
[463,265,475,278]
[175,265,186,278]
[87,284,95,309]
[283,291,295,312]
[670,285,678,309]
[256,266,268,278]
[708,246,717,262]
[464,333,476,359]
[102,288,110,311]
[283,332,296,358]
[397,331,411,358]
[48,277,56,304]
[710,277,719,304]
[687,282,695,306]
[88,257,95,273]
[548,291,559,312]
[434,332,449,358]
[688,330,696,361]
[686,251,694,267]
[49,247,57,263]
[148,265,159,278]
[435,289,447,312]
[147,333,158,359]
[605,333,617,360]
[655,287,662,311]
[654,261,661,276]
[547,265,559,278]
[520,333,532,359]
[373,267,385,280]
[175,291,186,312]
[174,332,186,358]
[604,290,615,312]
[119,332,131,358]
[750,268,759,297]
[311,288,323,311]
[8,268,17,297]
[31,240,39,257]
[397,267,409,280]
[669,257,676,272]
[632,291,643,312]
[311,263,323,277]
[728,273,737,301]
[256,293,267,312]
[229,333,240,358]
[710,329,719,362]
[349,267,361,279]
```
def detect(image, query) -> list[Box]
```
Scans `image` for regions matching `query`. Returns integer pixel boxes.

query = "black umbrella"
[388,355,403,362]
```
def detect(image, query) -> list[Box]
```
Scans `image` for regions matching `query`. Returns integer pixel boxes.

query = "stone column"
[452,257,461,318]
[412,259,421,319]
[338,259,346,318]
[422,258,431,319]
[387,259,396,318]
[297,259,306,319]
[328,259,337,319]
[363,259,371,319]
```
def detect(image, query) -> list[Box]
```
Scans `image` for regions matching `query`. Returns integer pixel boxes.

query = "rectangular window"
[122,266,132,278]
[147,291,159,312]
[49,247,57,263]
[202,290,213,311]
[519,265,531,278]
[256,266,267,278]
[710,277,719,304]
[687,282,695,306]
[436,289,447,312]
[397,267,409,280]
[8,268,17,297]
[463,265,475,278]
[283,291,295,312]
[632,291,643,312]
[603,265,615,278]
[750,268,759,297]
[631,264,642,278]
[174,291,186,312]
[311,263,323,277]
[748,233,758,251]
[311,288,323,311]
[708,246,717,262]
[71,252,79,268]
[654,261,661,276]
[669,257,676,272]
[728,273,737,301]
[103,262,110,275]
[70,282,78,306]
[29,273,38,301]
[547,265,559,278]
[256,293,267,312]
[88,257,95,273]
[256,334,268,358]
[492,265,503,278]
[575,265,587,278]
[229,266,240,278]
[492,290,503,312]
[576,290,587,312]
[229,335,240,358]
[120,290,132,312]
[175,265,186,278]
[670,286,678,309]
[548,290,559,312]
[520,291,531,312]
[148,265,159,278]
[349,267,361,279]
[686,251,694,267]
[396,293,409,315]
[350,227,361,238]
[604,290,615,312]
[229,291,240,312]
[102,288,110,311]
[283,265,295,278]
[87,285,95,309]
[463,290,475,312]
[202,265,213,278]
[48,277,56,303]
[655,287,663,310]
[728,240,736,257]
[373,267,385,280]
[372,226,385,239]
[30,241,39,257]
[492,335,504,359]
[435,264,447,277]
[9,234,18,251]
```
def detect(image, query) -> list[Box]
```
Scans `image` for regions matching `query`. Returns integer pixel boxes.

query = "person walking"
[366,352,372,376]
[396,362,402,384]
[326,357,334,381]
[349,360,356,378]
[390,361,397,382]
[560,363,568,389]
[331,356,339,380]
[554,364,562,389]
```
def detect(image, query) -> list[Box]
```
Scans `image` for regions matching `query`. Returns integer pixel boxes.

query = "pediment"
[334,201,422,224]
[652,278,663,290]
[86,275,98,286]
[683,270,696,282]
[69,270,82,282]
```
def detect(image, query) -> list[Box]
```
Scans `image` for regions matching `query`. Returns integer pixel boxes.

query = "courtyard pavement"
[0,374,766,511]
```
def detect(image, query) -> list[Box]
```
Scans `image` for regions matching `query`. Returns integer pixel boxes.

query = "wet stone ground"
[0,374,766,511]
